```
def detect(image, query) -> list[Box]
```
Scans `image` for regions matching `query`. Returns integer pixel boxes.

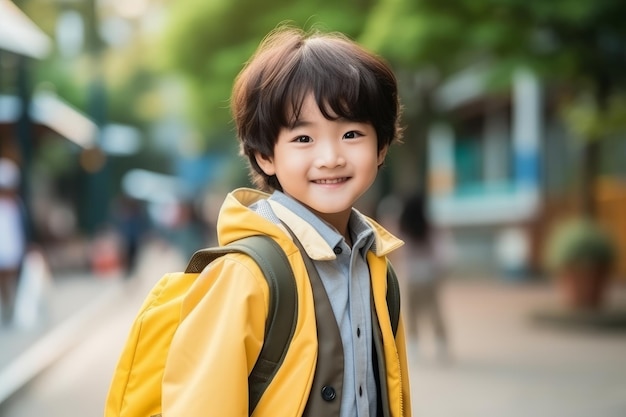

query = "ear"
[377,145,389,166]
[254,152,276,176]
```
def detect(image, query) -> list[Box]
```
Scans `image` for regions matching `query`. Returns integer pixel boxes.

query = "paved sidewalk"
[408,280,626,417]
[0,273,123,403]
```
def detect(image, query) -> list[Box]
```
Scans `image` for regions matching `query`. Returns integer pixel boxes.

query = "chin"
[312,204,352,215]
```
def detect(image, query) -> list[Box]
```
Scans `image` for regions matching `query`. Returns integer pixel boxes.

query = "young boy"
[161,26,412,417]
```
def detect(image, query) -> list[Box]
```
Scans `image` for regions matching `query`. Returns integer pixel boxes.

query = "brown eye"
[293,136,312,143]
[343,131,361,139]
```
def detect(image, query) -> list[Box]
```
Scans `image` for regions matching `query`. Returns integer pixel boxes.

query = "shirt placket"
[350,238,373,417]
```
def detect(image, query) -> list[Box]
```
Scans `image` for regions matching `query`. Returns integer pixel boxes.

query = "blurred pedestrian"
[113,195,149,276]
[0,158,27,326]
[398,192,452,361]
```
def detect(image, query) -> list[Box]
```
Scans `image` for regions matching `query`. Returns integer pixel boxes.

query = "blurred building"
[0,1,101,270]
[0,0,51,161]
[426,66,626,279]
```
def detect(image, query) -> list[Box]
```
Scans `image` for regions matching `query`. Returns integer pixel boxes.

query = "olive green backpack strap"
[185,235,298,415]
[385,260,400,337]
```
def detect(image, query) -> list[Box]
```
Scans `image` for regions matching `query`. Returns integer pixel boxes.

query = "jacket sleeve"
[162,254,270,417]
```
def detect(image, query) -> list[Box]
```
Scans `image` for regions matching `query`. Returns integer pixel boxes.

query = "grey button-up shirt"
[252,191,378,417]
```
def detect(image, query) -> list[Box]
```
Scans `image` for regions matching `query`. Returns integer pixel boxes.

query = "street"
[0,291,140,416]
[406,282,626,417]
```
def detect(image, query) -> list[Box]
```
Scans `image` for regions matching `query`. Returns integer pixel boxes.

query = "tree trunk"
[579,140,600,219]
[579,75,611,219]
[392,70,437,197]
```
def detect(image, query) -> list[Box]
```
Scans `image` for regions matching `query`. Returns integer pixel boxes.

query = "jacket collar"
[217,188,403,259]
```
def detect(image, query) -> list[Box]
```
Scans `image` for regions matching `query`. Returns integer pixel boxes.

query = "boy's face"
[255,93,387,232]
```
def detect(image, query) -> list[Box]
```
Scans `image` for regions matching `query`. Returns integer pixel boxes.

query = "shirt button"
[333,246,342,255]
[321,385,337,401]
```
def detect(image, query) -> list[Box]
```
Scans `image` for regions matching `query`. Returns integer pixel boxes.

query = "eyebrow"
[291,116,354,129]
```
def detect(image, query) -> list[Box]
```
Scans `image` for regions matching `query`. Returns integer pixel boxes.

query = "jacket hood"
[216,188,286,246]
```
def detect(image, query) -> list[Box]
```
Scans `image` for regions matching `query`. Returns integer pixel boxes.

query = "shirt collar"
[348,210,376,255]
[268,191,374,261]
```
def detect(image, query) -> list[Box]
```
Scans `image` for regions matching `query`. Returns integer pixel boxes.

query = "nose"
[314,140,346,168]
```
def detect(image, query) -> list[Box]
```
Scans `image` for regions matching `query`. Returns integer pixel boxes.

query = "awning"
[0,92,97,148]
[0,0,51,59]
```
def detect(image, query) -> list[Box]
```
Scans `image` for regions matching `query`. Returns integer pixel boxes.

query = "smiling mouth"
[314,177,348,184]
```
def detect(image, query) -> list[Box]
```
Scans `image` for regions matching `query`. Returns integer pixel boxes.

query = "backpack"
[105,234,400,417]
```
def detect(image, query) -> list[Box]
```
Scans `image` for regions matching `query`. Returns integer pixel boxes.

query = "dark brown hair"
[231,25,402,191]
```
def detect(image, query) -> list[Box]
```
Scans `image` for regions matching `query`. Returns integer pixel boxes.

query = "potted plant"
[544,217,617,310]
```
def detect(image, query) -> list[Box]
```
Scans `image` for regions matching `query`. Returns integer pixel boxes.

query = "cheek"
[357,145,383,166]
[273,151,307,176]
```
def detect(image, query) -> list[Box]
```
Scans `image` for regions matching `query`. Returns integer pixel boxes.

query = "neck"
[316,211,352,247]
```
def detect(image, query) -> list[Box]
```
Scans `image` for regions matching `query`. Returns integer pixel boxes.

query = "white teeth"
[316,178,344,184]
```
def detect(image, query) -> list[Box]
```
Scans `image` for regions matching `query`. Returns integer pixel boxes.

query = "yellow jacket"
[162,188,412,416]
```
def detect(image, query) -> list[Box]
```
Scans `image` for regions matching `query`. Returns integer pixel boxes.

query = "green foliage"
[363,0,626,86]
[561,93,626,142]
[33,58,88,111]
[544,218,617,273]
[361,0,466,71]
[34,140,79,177]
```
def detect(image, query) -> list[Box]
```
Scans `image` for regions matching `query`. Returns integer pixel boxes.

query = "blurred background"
[0,0,625,416]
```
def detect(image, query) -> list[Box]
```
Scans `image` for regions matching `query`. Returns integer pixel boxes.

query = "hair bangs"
[280,41,380,128]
